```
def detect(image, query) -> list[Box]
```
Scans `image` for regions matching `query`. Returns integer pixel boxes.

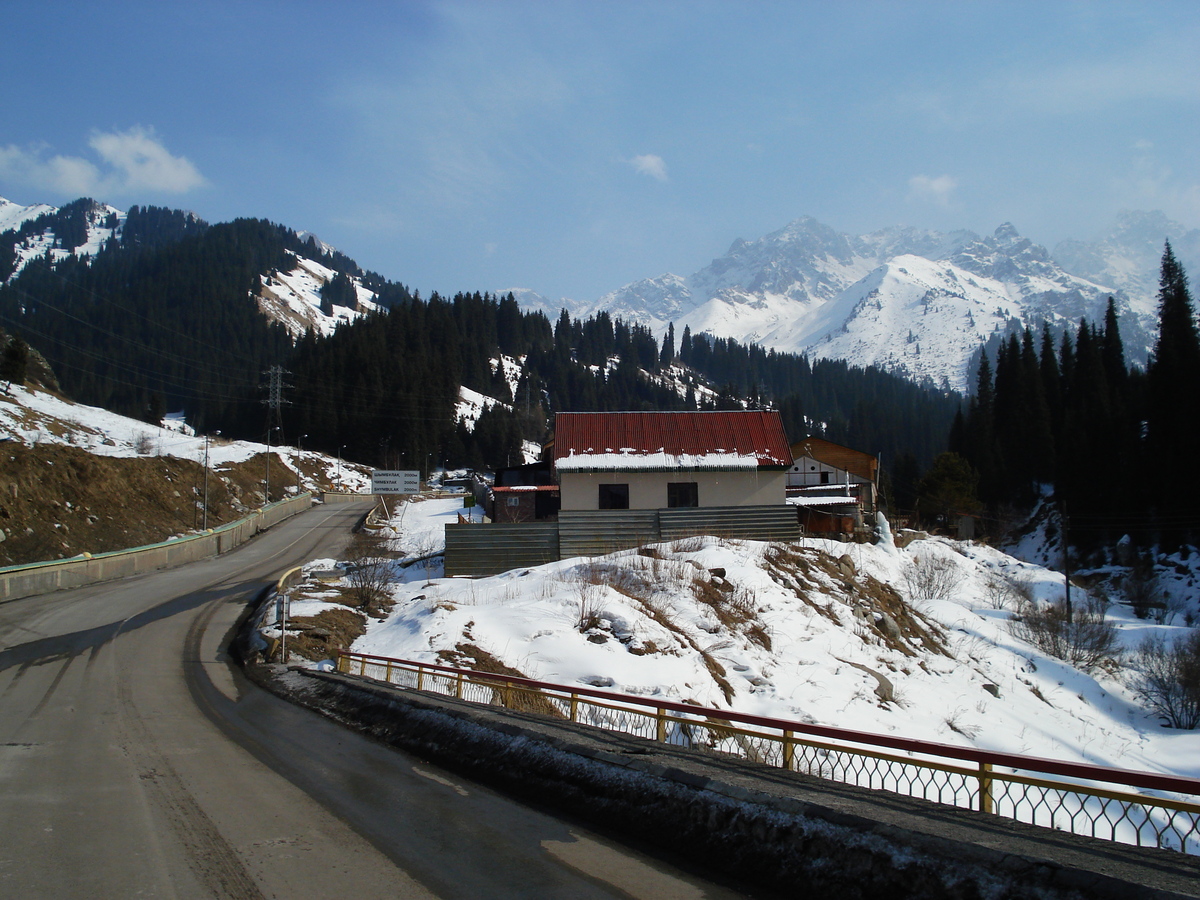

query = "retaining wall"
[0,493,314,602]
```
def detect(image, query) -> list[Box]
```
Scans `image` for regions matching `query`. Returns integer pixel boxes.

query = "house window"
[507,496,521,506]
[598,483,629,510]
[667,482,698,508]
[820,472,830,485]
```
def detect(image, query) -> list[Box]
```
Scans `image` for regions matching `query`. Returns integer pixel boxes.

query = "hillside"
[0,383,370,566]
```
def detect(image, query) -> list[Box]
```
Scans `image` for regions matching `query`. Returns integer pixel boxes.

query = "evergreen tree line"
[951,243,1200,549]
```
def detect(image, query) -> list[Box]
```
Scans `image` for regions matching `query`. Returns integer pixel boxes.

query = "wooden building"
[787,437,879,536]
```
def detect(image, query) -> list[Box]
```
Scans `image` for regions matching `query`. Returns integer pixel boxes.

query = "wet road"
[0,502,746,899]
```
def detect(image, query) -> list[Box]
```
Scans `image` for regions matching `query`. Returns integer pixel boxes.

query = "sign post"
[371,469,421,494]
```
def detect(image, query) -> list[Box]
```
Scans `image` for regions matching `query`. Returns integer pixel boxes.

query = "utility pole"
[203,430,220,530]
[1060,501,1073,624]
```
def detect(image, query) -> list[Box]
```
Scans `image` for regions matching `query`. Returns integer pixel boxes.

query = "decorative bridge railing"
[335,650,1200,855]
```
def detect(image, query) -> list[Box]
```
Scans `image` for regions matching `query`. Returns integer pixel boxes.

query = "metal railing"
[335,649,1200,855]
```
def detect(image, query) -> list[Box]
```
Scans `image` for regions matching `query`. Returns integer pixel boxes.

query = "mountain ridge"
[511,212,1197,391]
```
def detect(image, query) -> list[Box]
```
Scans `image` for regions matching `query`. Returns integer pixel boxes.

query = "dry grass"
[284,607,368,661]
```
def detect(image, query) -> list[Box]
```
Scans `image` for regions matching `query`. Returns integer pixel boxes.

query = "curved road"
[0,502,746,899]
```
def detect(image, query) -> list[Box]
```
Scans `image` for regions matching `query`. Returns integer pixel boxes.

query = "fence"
[0,493,314,602]
[445,505,801,577]
[336,649,1200,855]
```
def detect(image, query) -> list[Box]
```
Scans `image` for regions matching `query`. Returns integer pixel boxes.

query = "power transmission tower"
[261,365,292,503]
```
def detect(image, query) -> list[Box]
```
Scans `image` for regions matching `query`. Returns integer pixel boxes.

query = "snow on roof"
[787,494,858,507]
[553,410,793,471]
[556,450,762,472]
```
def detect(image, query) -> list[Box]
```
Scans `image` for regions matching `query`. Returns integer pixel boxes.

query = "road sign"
[371,469,421,494]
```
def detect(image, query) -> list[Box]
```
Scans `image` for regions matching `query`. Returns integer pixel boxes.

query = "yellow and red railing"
[335,649,1200,854]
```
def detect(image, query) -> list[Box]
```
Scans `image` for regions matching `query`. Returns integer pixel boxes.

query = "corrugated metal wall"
[659,505,799,541]
[444,506,800,577]
[559,510,659,559]
[443,522,560,577]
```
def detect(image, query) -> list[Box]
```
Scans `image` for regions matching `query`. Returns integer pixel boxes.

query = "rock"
[877,612,904,642]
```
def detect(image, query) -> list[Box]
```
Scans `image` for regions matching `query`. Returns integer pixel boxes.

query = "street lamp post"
[265,426,281,504]
[297,434,308,494]
[203,430,220,530]
[337,445,345,489]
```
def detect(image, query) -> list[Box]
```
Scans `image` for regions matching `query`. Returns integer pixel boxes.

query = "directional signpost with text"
[371,469,421,494]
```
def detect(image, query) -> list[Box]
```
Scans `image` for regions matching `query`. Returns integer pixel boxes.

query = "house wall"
[559,470,786,511]
[790,439,878,482]
[492,491,538,523]
[787,455,871,488]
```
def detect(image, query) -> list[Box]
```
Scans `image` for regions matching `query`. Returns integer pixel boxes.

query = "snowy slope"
[0,383,372,492]
[297,497,1200,800]
[0,196,124,277]
[255,254,380,340]
[0,197,56,235]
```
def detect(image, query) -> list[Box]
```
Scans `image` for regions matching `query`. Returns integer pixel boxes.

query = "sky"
[3,1,1199,303]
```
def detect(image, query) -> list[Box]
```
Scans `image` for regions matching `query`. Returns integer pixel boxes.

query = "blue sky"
[3,1,1199,301]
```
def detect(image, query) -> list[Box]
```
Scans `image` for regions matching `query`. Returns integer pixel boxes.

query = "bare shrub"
[903,553,964,602]
[1133,630,1200,729]
[982,569,1034,610]
[343,530,393,611]
[135,431,155,455]
[1122,560,1161,620]
[575,581,605,632]
[1009,595,1121,674]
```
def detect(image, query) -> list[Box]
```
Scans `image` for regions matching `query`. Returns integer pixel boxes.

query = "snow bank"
[337,498,1199,783]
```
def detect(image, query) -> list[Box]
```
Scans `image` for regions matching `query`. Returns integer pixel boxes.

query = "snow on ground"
[306,497,1200,788]
[0,384,372,492]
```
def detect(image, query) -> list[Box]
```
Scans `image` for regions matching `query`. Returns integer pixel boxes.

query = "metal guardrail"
[336,649,1200,855]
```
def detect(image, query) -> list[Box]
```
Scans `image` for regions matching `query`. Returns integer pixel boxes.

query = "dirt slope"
[0,443,306,566]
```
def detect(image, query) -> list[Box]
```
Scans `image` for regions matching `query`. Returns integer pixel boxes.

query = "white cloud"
[907,174,958,208]
[87,127,206,193]
[0,127,205,197]
[630,154,668,182]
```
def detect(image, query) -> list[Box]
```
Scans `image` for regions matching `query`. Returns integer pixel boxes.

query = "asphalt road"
[0,502,747,899]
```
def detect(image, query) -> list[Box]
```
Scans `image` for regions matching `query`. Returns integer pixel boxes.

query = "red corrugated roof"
[553,410,793,468]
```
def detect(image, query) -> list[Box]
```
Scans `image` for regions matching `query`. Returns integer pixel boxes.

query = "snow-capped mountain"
[531,215,1186,392]
[0,196,377,341]
[1052,210,1200,313]
[0,196,124,277]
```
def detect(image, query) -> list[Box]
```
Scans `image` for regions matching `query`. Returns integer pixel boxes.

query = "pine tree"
[1146,242,1200,543]
[1,335,29,393]
[659,322,675,367]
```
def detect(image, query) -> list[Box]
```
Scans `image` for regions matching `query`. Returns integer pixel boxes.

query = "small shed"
[552,410,793,511]
[788,437,879,535]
